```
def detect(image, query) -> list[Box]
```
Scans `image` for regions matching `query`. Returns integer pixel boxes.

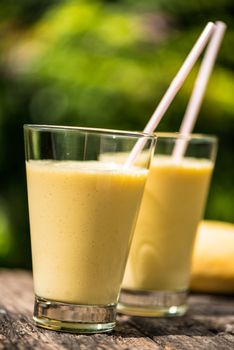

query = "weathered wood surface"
[0,270,233,350]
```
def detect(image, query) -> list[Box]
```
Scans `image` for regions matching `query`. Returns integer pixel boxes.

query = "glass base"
[33,296,116,333]
[118,288,188,317]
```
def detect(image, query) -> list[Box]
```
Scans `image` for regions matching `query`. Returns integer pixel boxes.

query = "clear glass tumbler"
[24,124,155,333]
[119,132,217,317]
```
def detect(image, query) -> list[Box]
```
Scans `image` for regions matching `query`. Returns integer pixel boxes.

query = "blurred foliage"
[0,0,233,268]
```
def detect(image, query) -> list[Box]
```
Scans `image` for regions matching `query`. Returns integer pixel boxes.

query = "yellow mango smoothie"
[122,156,214,292]
[26,160,147,306]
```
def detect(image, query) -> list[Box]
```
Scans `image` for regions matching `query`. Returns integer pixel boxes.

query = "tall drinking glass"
[24,125,155,333]
[119,133,217,317]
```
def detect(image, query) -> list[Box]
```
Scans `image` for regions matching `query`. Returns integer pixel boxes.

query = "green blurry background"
[0,0,233,268]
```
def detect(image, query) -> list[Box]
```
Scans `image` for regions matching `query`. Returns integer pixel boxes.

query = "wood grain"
[0,270,233,349]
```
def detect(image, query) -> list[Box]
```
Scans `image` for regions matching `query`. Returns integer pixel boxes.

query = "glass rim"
[24,124,155,140]
[154,132,217,143]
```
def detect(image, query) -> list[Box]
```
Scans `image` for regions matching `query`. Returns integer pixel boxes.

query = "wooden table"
[0,270,233,349]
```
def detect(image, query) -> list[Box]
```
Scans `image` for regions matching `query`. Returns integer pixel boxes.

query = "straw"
[125,22,215,167]
[172,21,226,160]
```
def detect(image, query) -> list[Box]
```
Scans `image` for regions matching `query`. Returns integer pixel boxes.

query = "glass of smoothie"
[119,132,217,317]
[24,124,155,333]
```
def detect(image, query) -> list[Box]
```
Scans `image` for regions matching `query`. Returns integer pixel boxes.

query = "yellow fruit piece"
[191,220,234,294]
